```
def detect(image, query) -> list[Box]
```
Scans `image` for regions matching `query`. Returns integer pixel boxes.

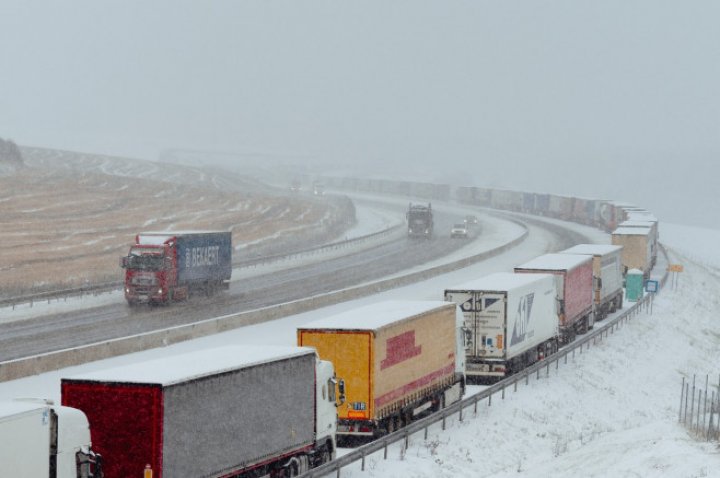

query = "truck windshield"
[126,250,165,271]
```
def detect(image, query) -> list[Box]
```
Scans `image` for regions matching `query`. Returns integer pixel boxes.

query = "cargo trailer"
[444,272,558,382]
[120,230,232,305]
[612,226,653,278]
[561,244,624,321]
[62,346,341,478]
[620,218,659,268]
[298,300,465,439]
[515,253,594,344]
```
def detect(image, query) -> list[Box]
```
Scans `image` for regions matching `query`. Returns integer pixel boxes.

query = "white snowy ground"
[1,222,718,477]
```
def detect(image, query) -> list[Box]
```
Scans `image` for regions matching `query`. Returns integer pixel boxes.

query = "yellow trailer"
[297,300,465,439]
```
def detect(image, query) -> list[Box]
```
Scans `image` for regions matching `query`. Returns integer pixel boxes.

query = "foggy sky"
[1,1,718,227]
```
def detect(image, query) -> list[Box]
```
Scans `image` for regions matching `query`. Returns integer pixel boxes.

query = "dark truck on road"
[406,203,434,239]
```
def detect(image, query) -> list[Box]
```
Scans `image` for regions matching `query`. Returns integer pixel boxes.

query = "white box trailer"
[561,244,624,321]
[444,273,558,382]
[0,399,101,478]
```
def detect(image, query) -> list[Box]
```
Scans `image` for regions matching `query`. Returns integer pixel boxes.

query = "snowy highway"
[0,195,589,364]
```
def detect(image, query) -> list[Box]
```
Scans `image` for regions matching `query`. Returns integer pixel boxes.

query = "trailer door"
[446,291,505,359]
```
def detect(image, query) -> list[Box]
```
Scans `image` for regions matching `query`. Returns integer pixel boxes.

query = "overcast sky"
[1,1,718,227]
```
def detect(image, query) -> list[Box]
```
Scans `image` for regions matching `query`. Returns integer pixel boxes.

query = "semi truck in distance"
[444,272,558,382]
[0,398,102,478]
[298,300,465,441]
[406,203,434,238]
[120,230,232,305]
[561,244,624,321]
[515,253,594,345]
[61,345,343,478]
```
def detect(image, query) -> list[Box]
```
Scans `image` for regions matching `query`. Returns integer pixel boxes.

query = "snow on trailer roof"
[515,253,592,271]
[63,345,314,386]
[626,212,658,222]
[137,231,229,245]
[299,300,452,331]
[620,220,657,227]
[561,244,622,256]
[445,272,554,292]
[612,227,652,236]
[0,399,52,419]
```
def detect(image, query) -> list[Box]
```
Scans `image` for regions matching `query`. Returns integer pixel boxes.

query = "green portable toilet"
[626,269,644,302]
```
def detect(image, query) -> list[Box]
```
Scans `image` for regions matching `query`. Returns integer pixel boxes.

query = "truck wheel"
[319,447,331,465]
[387,416,399,434]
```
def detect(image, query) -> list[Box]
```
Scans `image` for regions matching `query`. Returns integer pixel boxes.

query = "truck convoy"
[561,244,624,321]
[515,253,594,344]
[120,230,232,305]
[406,203,434,238]
[0,398,102,478]
[61,346,343,478]
[297,300,465,439]
[444,272,558,382]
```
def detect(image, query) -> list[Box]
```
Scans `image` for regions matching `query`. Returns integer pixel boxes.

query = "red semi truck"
[120,231,232,305]
[515,253,594,345]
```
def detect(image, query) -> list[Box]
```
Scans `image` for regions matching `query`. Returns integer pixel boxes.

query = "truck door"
[445,291,482,357]
[476,293,506,358]
[450,291,506,359]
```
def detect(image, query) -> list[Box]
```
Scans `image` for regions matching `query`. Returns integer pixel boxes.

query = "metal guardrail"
[301,250,671,478]
[0,224,404,310]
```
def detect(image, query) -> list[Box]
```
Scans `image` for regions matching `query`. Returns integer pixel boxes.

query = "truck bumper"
[337,420,376,437]
[466,361,507,378]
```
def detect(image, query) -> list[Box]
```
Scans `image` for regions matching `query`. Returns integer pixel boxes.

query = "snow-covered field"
[1,222,718,477]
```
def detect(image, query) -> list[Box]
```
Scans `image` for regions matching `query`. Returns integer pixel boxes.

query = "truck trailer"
[611,226,654,278]
[619,217,659,268]
[444,272,558,382]
[515,253,594,345]
[406,203,434,238]
[561,244,624,321]
[120,230,232,305]
[61,346,342,478]
[0,399,102,478]
[297,300,465,439]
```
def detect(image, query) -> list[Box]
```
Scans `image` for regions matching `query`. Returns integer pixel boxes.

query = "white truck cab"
[0,398,102,478]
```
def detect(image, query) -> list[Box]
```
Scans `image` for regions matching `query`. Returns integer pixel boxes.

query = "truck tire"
[319,447,332,466]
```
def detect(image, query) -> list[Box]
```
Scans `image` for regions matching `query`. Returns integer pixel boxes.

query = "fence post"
[708,391,715,441]
[691,375,696,429]
[679,377,685,423]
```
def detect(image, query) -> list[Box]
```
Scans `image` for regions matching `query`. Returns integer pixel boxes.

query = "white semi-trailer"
[444,272,558,382]
[0,398,102,478]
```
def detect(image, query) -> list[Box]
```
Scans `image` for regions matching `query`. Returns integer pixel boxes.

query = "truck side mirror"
[119,256,128,268]
[337,379,346,407]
